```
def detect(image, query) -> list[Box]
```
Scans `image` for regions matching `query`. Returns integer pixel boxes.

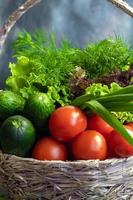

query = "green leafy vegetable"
[111,112,133,124]
[6,31,133,105]
[14,32,133,78]
[6,56,71,105]
[75,37,132,79]
[86,82,122,98]
[11,31,79,87]
[72,83,122,106]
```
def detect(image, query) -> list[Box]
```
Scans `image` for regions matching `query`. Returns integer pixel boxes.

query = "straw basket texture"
[0,151,133,200]
[1,1,133,200]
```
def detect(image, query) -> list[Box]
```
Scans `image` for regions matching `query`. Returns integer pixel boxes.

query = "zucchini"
[0,115,36,157]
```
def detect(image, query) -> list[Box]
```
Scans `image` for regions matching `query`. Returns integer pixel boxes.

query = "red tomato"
[107,148,118,159]
[106,133,118,159]
[49,106,87,142]
[109,125,133,157]
[32,137,68,161]
[87,114,113,139]
[65,141,74,160]
[126,123,133,129]
[72,130,107,160]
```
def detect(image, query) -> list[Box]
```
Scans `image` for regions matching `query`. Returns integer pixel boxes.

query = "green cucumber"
[0,90,25,119]
[24,92,55,134]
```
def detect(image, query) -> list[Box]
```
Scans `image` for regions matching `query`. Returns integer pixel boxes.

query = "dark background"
[0,0,133,87]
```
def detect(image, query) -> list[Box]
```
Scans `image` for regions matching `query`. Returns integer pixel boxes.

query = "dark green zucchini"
[0,115,36,157]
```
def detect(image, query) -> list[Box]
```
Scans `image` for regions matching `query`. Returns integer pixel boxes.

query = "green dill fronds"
[12,31,133,85]
[12,31,79,88]
[75,37,132,79]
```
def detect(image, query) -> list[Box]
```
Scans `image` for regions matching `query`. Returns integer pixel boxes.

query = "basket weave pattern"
[0,151,133,199]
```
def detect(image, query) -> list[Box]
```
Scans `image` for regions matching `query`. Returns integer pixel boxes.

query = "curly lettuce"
[85,83,133,123]
[6,56,70,105]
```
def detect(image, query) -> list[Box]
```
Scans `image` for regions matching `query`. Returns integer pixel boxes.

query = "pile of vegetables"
[1,31,133,161]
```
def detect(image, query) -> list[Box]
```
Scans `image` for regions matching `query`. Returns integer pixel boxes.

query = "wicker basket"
[0,150,133,200]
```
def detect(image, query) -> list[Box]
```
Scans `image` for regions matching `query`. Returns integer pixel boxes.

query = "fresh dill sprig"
[75,37,132,79]
[12,30,79,87]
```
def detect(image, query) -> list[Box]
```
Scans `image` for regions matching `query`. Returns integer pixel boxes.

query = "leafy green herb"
[75,37,132,79]
[7,31,133,102]
[11,31,79,87]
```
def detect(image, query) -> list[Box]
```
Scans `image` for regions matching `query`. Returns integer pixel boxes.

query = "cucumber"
[0,90,25,119]
[24,92,55,135]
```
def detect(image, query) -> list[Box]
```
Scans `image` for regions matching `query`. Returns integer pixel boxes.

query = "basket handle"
[0,0,42,53]
[108,0,133,17]
[0,0,132,53]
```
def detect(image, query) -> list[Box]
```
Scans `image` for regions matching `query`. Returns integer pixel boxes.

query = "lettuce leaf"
[85,82,122,98]
[6,56,70,105]
[85,83,133,123]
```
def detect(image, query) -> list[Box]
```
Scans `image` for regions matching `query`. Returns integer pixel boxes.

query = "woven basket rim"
[1,150,133,165]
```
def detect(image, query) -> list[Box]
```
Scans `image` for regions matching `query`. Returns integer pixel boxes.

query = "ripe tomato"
[72,130,107,160]
[87,114,113,139]
[49,106,87,142]
[32,137,68,161]
[109,125,133,157]
[106,134,118,158]
[126,123,133,129]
